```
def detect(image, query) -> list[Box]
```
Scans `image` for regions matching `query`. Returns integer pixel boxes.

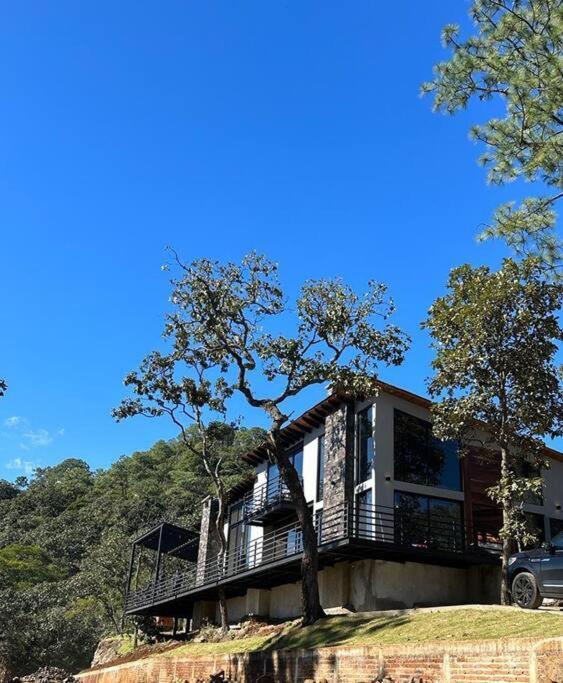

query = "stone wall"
[77,637,563,683]
[196,497,221,585]
[323,402,355,540]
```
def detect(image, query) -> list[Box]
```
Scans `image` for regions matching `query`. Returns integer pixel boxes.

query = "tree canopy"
[423,257,563,601]
[423,0,563,273]
[162,250,410,624]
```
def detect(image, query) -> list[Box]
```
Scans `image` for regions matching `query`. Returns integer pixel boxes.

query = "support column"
[125,542,136,596]
[322,401,355,541]
[196,497,221,585]
[152,524,164,600]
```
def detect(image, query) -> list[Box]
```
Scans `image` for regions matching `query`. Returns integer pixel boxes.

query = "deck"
[125,501,499,617]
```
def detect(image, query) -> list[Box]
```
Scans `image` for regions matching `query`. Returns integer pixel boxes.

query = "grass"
[161,607,563,658]
[116,634,135,656]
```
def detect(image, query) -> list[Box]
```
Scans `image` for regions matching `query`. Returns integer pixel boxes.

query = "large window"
[523,512,545,548]
[317,434,325,502]
[227,500,247,572]
[550,517,563,541]
[267,445,303,501]
[394,410,461,491]
[357,406,374,483]
[520,461,544,506]
[356,488,374,539]
[394,491,463,552]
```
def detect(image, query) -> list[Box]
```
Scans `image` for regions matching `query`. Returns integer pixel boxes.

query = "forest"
[0,425,264,676]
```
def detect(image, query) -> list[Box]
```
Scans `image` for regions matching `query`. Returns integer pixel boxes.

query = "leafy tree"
[423,257,563,603]
[76,526,132,634]
[0,479,19,501]
[0,581,104,676]
[0,544,63,591]
[423,0,563,274]
[0,378,6,397]
[163,251,410,624]
[0,433,263,674]
[113,349,256,632]
[0,459,98,572]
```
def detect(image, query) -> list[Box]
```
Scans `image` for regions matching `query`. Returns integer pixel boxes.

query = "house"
[123,381,563,626]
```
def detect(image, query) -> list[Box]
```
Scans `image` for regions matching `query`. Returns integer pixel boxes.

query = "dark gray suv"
[507,531,563,608]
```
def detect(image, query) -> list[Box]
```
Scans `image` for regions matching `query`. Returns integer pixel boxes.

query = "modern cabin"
[124,381,563,626]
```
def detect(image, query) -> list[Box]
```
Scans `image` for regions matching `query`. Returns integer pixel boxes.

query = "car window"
[551,530,563,549]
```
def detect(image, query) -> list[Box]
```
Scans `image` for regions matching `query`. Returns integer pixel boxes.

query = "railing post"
[124,542,136,602]
[152,524,164,603]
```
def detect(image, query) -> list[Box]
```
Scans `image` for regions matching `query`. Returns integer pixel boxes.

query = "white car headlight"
[508,556,517,565]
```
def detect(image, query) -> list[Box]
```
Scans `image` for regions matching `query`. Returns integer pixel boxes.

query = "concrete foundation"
[194,558,500,626]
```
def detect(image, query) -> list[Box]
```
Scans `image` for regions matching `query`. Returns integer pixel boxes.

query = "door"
[540,531,563,596]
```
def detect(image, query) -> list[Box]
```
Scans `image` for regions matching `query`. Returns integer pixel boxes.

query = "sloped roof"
[238,379,563,466]
[241,393,343,465]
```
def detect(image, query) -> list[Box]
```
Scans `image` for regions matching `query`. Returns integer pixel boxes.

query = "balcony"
[125,501,498,616]
[241,474,302,526]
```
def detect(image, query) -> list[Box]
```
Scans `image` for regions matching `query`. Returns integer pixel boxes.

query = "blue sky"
[0,1,536,478]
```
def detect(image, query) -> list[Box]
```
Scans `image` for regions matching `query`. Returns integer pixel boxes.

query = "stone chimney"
[196,497,221,585]
[322,401,355,540]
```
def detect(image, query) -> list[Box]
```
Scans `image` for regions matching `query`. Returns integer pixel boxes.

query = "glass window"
[357,406,374,483]
[317,435,325,501]
[550,517,563,542]
[267,446,303,502]
[523,512,545,548]
[394,491,463,552]
[227,501,247,572]
[267,461,280,502]
[292,448,303,478]
[520,461,544,506]
[356,488,374,539]
[551,530,563,549]
[394,410,461,491]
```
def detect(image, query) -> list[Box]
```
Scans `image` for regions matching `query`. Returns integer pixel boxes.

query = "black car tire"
[511,571,543,609]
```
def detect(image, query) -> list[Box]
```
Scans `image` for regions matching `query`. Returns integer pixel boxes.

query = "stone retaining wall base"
[77,637,563,683]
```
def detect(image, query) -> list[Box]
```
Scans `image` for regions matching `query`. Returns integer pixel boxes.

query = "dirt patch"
[84,641,184,672]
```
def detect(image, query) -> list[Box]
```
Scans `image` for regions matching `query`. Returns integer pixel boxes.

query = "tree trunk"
[500,446,516,605]
[214,486,229,633]
[500,508,513,605]
[273,438,326,626]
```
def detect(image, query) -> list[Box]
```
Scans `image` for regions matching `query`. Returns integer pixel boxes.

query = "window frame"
[393,489,464,551]
[227,499,248,571]
[393,409,462,492]
[356,405,375,484]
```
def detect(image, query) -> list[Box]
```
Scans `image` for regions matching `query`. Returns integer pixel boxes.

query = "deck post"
[152,524,164,602]
[125,542,136,597]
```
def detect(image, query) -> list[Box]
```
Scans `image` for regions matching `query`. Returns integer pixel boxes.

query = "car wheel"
[512,572,543,609]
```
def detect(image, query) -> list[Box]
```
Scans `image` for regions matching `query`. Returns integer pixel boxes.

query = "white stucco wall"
[198,557,500,625]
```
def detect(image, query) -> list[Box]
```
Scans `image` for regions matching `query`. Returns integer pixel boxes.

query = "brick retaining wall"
[77,637,563,683]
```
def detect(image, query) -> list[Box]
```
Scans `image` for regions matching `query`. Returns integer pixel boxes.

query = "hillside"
[0,426,263,678]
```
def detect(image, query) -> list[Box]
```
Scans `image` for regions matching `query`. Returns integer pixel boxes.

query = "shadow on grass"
[239,614,411,683]
[261,612,411,652]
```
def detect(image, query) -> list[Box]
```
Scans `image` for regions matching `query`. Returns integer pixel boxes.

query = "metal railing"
[241,474,302,520]
[352,502,464,552]
[125,500,487,612]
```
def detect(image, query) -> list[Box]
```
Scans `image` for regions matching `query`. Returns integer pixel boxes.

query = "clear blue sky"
[0,1,534,478]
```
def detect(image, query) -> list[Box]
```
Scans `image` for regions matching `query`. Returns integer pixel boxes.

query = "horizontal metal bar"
[125,500,497,611]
